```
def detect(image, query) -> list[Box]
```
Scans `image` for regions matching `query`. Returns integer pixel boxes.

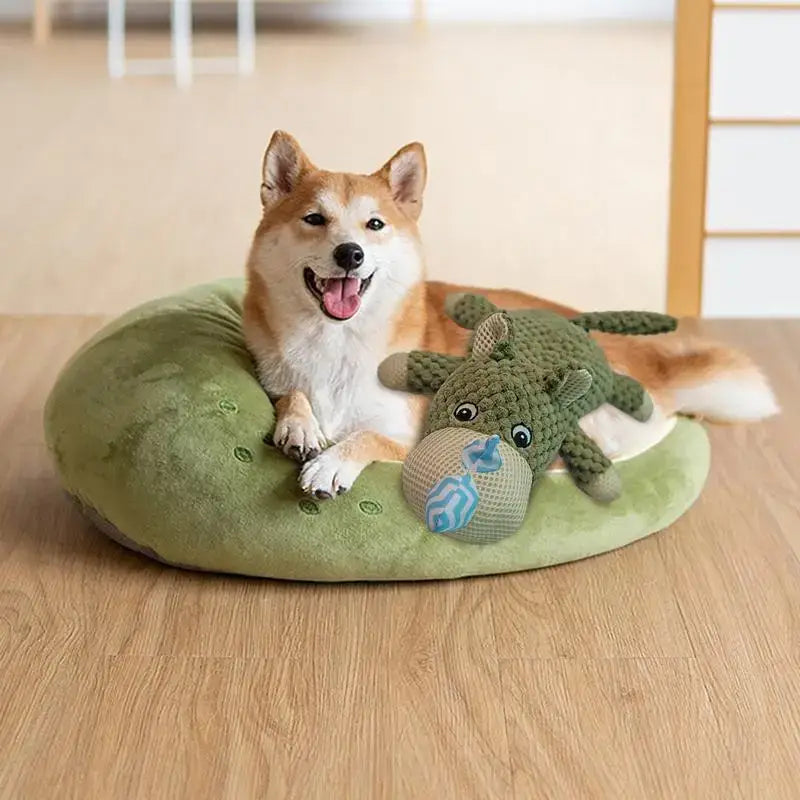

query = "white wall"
[0,0,675,25]
[1,0,29,21]
[304,1,675,23]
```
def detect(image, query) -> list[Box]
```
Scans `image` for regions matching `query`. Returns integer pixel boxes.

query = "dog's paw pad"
[299,448,366,499]
[287,444,320,463]
[274,415,325,463]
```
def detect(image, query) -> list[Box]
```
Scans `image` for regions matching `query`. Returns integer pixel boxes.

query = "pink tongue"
[322,277,362,320]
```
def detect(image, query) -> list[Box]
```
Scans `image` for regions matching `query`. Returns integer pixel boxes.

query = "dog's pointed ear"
[260,131,314,210]
[374,142,427,220]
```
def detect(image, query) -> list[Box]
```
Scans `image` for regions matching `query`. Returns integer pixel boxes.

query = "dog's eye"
[302,213,326,226]
[366,218,385,231]
[453,402,478,422]
[511,423,532,449]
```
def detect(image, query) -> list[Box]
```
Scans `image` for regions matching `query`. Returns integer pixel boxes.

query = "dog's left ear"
[374,142,427,220]
[261,131,315,210]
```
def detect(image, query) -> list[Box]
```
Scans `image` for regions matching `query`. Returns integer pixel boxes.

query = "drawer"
[710,8,800,119]
[702,238,800,317]
[705,125,800,232]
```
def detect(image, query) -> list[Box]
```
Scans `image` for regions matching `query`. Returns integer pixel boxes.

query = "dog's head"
[247,131,427,324]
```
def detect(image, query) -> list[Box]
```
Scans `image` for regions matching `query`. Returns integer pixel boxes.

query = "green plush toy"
[378,293,677,544]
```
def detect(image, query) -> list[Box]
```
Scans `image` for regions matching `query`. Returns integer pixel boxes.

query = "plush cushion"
[44,281,710,582]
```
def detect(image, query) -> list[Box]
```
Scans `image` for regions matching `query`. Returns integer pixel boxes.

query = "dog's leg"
[273,390,326,463]
[299,431,408,499]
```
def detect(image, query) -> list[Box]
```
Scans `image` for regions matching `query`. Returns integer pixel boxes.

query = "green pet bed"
[44,280,710,582]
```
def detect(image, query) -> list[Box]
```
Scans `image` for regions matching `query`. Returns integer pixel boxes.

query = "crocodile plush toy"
[378,293,677,544]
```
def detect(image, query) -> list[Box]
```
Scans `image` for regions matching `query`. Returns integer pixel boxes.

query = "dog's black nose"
[333,242,364,272]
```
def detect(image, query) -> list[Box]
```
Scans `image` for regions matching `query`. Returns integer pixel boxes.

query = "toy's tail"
[570,311,677,336]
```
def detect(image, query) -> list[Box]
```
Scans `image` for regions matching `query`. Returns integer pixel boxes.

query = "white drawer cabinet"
[702,238,800,317]
[706,126,800,232]
[668,1,800,318]
[710,9,800,119]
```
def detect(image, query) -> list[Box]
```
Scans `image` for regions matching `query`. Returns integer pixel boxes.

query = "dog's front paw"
[299,446,367,500]
[273,414,326,463]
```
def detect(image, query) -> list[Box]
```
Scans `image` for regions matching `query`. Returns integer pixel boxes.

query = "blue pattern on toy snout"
[461,434,503,473]
[425,435,504,534]
[426,473,479,533]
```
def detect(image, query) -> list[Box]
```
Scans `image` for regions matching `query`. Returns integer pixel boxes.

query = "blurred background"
[0,1,677,315]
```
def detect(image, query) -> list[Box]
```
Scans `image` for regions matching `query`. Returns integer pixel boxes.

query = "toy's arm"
[443,293,499,330]
[378,351,464,394]
[559,429,621,502]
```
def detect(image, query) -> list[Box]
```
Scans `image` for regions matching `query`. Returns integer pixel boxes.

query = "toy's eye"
[366,217,385,231]
[453,402,478,422]
[511,423,532,448]
[302,213,326,226]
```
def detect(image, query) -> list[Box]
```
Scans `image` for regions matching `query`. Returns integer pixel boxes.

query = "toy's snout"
[402,428,533,545]
[425,435,503,534]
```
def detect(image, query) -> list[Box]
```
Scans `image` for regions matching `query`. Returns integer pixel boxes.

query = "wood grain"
[501,658,741,799]
[1,315,800,798]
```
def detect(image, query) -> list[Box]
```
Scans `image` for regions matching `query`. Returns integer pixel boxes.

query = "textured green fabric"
[394,294,676,500]
[44,280,709,582]
[559,429,618,500]
[570,310,677,335]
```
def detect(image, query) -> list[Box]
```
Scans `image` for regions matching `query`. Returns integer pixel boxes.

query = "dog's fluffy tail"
[667,339,779,422]
[597,332,779,423]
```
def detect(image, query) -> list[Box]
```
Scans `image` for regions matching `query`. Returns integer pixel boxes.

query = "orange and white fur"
[244,131,778,499]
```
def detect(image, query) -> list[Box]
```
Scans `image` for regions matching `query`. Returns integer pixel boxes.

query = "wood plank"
[0,651,104,798]
[491,539,693,658]
[501,657,742,799]
[667,0,714,316]
[2,315,800,797]
[698,658,800,799]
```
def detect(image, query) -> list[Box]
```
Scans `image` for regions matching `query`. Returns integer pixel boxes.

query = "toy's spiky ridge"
[387,293,676,502]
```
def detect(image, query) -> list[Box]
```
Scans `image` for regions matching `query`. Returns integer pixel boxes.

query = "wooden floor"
[1,314,798,798]
[1,22,798,798]
[0,26,672,315]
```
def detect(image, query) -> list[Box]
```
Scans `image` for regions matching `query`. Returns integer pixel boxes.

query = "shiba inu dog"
[243,131,778,499]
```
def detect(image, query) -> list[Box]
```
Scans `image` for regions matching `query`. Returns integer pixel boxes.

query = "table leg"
[33,0,52,45]
[237,0,256,74]
[172,0,193,87]
[108,0,126,78]
[413,0,426,30]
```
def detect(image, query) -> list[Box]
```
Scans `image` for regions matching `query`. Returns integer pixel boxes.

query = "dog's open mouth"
[303,268,374,321]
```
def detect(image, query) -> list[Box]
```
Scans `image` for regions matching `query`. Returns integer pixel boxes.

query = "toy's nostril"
[462,434,504,474]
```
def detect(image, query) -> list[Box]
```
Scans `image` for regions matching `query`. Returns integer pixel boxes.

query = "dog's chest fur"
[253,316,418,446]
